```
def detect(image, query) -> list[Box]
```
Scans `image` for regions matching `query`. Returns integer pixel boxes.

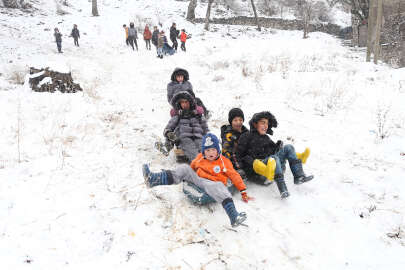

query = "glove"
[165,131,176,142]
[241,191,254,203]
[275,140,283,152]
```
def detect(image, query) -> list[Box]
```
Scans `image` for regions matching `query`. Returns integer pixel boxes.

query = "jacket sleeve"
[167,83,174,103]
[224,157,246,191]
[200,116,209,135]
[164,115,179,136]
[236,133,254,168]
[220,127,232,159]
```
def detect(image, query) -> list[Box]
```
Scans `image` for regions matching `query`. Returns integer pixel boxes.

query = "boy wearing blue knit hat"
[143,133,253,227]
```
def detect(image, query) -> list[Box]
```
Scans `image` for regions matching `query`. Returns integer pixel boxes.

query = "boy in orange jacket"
[180,29,187,52]
[143,133,253,227]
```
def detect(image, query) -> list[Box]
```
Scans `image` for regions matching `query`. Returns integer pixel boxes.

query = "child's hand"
[241,191,254,203]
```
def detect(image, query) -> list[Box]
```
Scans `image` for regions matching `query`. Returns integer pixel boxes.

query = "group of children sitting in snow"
[142,68,313,228]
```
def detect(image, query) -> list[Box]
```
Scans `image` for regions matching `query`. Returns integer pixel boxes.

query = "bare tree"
[250,0,261,31]
[301,0,315,39]
[92,0,99,16]
[366,0,376,61]
[204,0,214,31]
[186,0,197,20]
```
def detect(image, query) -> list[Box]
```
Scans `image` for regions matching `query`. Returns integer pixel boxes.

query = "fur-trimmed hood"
[248,111,278,135]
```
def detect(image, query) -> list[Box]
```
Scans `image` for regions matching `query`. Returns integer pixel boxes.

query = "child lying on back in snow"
[163,91,208,162]
[143,133,253,227]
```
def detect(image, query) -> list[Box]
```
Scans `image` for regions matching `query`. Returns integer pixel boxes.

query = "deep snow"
[0,0,404,269]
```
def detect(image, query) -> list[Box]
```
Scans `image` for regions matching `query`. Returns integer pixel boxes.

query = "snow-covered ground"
[0,0,404,269]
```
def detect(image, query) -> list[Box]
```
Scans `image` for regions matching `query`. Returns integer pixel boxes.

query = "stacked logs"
[29,67,82,93]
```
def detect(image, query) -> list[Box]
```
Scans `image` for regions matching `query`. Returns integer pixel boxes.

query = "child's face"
[179,99,190,110]
[176,75,184,82]
[231,117,244,131]
[255,118,268,135]
[204,148,218,161]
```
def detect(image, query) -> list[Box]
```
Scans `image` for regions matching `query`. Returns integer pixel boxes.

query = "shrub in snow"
[375,103,392,140]
[28,67,82,93]
[6,64,28,85]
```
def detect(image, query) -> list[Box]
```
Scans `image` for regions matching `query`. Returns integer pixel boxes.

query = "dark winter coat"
[152,30,159,45]
[170,26,179,41]
[235,111,278,175]
[220,124,248,168]
[167,68,195,103]
[71,28,80,39]
[54,32,62,42]
[164,91,208,140]
[128,27,138,38]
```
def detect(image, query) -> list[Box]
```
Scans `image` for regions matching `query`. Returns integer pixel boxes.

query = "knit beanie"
[201,133,221,155]
[228,108,245,124]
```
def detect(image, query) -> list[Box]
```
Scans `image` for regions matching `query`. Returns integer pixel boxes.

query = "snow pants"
[178,137,201,162]
[172,164,232,203]
[128,36,138,50]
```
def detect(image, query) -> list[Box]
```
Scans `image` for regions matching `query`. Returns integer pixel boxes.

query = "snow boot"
[253,158,276,181]
[222,198,247,227]
[274,174,289,198]
[142,164,173,188]
[289,160,314,185]
[296,147,310,164]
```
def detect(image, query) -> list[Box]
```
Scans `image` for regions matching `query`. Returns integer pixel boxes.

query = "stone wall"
[193,16,342,37]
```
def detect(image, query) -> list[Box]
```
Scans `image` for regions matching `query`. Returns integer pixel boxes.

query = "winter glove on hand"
[165,131,176,142]
[195,106,204,115]
[241,191,254,203]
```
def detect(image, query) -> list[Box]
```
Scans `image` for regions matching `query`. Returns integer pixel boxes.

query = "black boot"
[222,198,247,227]
[142,164,174,187]
[274,174,289,198]
[290,160,314,185]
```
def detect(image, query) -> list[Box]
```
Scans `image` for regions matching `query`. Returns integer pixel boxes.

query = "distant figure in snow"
[128,22,138,51]
[70,24,80,47]
[157,30,165,59]
[180,29,188,52]
[170,22,179,51]
[123,24,129,46]
[54,27,62,53]
[143,25,152,50]
[151,26,159,49]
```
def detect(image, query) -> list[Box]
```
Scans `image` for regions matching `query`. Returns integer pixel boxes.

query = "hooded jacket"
[167,68,195,104]
[164,91,208,140]
[235,111,278,174]
[191,153,246,192]
[220,124,248,168]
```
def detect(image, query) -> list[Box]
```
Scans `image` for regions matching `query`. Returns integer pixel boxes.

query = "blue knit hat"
[201,133,221,155]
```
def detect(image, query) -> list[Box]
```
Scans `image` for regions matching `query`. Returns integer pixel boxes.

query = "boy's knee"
[284,144,295,152]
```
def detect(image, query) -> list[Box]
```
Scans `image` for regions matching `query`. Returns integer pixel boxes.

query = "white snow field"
[0,0,404,269]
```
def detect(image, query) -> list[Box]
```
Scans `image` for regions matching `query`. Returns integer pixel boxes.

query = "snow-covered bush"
[2,0,32,9]
[375,102,392,140]
[6,64,28,85]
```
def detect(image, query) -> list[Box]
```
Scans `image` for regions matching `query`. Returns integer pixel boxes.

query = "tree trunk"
[250,0,261,31]
[204,0,214,31]
[186,0,197,21]
[92,0,99,16]
[373,0,383,64]
[366,0,376,62]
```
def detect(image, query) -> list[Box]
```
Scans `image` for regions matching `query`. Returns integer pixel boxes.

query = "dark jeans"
[56,41,62,52]
[145,39,151,50]
[126,38,129,46]
[181,41,186,51]
[128,36,138,50]
[171,38,178,50]
[74,38,79,47]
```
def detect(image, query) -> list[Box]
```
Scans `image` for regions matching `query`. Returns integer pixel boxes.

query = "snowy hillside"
[0,0,404,269]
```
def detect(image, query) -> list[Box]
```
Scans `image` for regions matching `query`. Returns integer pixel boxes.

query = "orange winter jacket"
[124,27,129,38]
[180,32,187,42]
[190,153,246,192]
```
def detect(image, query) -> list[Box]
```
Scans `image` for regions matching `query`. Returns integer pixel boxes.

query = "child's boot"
[222,198,247,227]
[253,158,276,181]
[142,164,173,188]
[289,160,314,185]
[274,173,289,198]
[296,147,310,164]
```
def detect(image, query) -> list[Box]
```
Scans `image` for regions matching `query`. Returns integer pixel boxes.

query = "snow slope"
[0,0,404,269]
